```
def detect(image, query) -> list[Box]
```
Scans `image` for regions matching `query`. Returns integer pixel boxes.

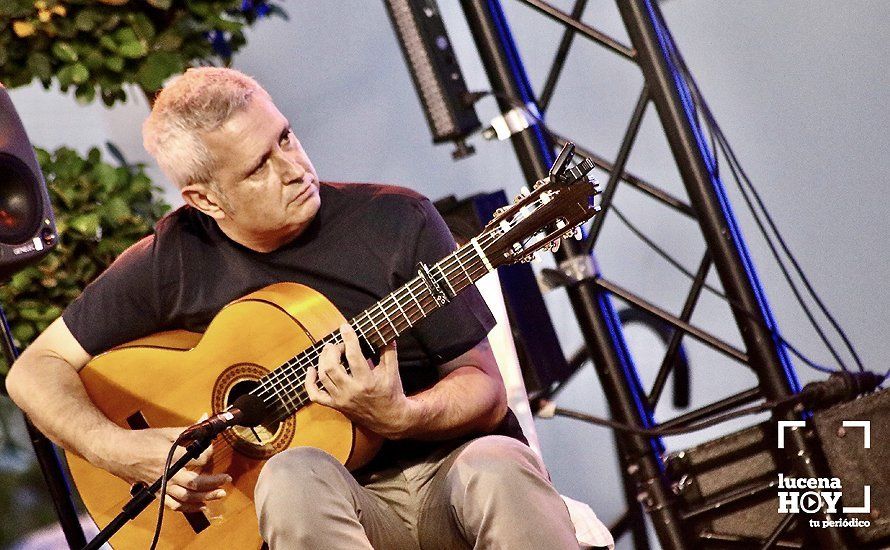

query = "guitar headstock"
[479,143,601,267]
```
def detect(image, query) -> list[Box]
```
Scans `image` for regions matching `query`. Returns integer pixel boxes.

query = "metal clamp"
[482,102,541,141]
[538,255,598,292]
[417,262,451,306]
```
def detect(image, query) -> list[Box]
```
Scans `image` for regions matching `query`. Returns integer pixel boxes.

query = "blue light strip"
[643,0,800,392]
[487,0,663,452]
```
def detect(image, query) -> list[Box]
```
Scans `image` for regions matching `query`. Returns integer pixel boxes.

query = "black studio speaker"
[0,85,57,281]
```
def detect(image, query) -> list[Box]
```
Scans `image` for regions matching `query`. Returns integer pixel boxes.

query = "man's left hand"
[305,323,413,438]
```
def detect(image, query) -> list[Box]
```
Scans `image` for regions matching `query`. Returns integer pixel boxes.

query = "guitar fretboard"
[251,230,502,422]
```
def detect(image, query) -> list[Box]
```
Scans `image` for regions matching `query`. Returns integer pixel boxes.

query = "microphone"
[177,394,268,444]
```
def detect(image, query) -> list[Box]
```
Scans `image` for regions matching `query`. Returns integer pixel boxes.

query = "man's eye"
[252,161,268,177]
[281,131,292,146]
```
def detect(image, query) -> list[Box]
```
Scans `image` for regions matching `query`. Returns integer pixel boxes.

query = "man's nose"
[273,153,305,184]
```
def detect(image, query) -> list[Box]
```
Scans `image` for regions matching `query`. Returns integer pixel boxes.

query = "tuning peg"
[573,227,583,240]
[520,251,539,263]
[514,186,532,203]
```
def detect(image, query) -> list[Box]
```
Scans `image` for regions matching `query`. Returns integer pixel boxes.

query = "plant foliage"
[0,146,170,372]
[0,0,285,105]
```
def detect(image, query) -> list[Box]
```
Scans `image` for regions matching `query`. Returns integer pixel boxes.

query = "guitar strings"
[248,222,507,421]
[253,235,495,420]
[246,189,558,424]
[189,192,569,467]
[252,221,505,410]
[252,192,560,421]
[262,260,493,425]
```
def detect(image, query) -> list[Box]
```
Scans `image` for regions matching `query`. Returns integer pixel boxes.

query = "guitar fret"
[471,237,494,272]
[393,296,412,327]
[378,301,398,336]
[369,314,385,344]
[353,321,370,347]
[454,252,472,283]
[407,282,426,316]
[436,264,456,296]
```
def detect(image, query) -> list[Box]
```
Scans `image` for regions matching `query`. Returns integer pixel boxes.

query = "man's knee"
[449,435,547,485]
[255,446,347,506]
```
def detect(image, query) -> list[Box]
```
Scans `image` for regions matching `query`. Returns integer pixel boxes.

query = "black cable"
[149,441,179,550]
[609,205,836,374]
[540,393,797,437]
[467,89,841,375]
[655,11,864,373]
[713,125,850,372]
[542,370,883,437]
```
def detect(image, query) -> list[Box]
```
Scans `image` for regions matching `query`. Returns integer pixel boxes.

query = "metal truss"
[457,0,851,548]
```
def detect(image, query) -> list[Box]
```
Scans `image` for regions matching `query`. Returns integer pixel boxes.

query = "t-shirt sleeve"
[405,197,496,364]
[62,235,164,356]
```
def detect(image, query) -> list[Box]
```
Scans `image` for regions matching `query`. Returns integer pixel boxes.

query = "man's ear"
[181,183,227,220]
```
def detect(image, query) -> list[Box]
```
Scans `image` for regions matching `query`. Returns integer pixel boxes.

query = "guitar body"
[66,282,382,549]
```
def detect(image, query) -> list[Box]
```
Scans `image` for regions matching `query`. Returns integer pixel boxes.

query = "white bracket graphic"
[842,420,870,448]
[844,485,871,514]
[778,420,806,449]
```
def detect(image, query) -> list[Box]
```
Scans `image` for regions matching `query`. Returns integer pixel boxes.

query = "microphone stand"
[83,437,213,550]
[0,303,87,549]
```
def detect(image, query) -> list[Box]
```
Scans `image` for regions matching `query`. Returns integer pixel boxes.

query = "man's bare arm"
[5,317,229,512]
[4,317,121,465]
[306,324,508,441]
[396,338,508,440]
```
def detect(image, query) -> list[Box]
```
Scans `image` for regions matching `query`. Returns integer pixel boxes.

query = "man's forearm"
[394,365,507,441]
[6,352,126,470]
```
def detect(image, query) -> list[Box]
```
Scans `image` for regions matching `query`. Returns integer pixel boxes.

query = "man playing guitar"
[6,68,579,549]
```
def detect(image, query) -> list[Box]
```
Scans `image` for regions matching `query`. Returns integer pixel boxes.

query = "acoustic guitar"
[66,155,600,548]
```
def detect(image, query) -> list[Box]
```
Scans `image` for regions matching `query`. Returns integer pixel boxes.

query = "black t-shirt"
[63,182,525,460]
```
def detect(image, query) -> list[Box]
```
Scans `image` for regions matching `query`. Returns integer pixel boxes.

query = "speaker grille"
[0,153,42,245]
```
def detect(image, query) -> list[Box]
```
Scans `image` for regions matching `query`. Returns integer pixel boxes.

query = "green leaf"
[134,51,183,91]
[118,40,149,59]
[26,52,52,81]
[35,148,51,167]
[153,30,183,52]
[128,13,155,41]
[101,196,132,224]
[114,27,149,59]
[104,56,124,73]
[74,8,100,32]
[12,322,36,344]
[69,62,89,85]
[99,35,118,52]
[9,268,37,292]
[81,46,105,71]
[75,83,96,105]
[56,64,75,87]
[92,163,117,191]
[51,41,78,63]
[69,213,101,237]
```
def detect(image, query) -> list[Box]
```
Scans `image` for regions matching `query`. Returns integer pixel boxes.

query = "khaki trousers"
[254,435,579,549]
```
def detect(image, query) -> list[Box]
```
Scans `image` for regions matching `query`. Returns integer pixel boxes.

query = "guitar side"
[66,282,381,549]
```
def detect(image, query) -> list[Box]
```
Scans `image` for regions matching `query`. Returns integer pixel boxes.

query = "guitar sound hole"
[226,380,282,447]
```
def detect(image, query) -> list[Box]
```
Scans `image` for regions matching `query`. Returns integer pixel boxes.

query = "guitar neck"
[352,238,493,349]
[256,236,497,418]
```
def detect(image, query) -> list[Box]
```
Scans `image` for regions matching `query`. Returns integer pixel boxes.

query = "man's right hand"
[102,427,231,514]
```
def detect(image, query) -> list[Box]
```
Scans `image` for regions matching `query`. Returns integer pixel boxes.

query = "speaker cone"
[0,153,42,245]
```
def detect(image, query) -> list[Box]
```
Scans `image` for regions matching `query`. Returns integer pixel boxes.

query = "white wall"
[8,1,888,547]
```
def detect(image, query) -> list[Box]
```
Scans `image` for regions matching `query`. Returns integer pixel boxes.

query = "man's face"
[199,93,320,250]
